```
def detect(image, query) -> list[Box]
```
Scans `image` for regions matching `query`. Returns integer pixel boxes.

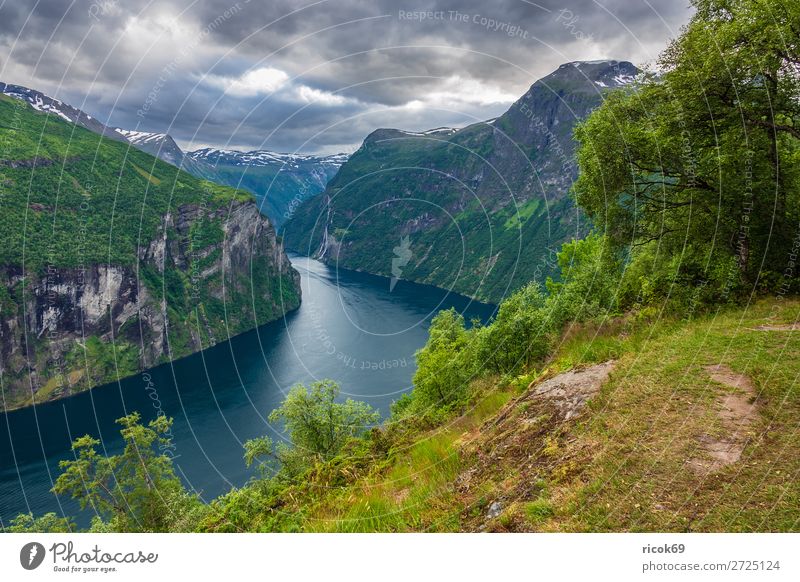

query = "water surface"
[0,255,494,526]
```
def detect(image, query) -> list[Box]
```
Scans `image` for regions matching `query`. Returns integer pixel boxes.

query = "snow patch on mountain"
[117,129,169,145]
[187,148,348,169]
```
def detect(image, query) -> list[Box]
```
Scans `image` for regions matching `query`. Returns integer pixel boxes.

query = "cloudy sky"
[0,0,693,154]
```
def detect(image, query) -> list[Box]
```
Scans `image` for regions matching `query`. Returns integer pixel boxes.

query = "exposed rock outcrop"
[0,200,300,411]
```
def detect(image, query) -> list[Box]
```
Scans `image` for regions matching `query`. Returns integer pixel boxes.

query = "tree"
[574,0,800,293]
[545,234,622,322]
[245,380,379,477]
[6,512,74,533]
[53,413,197,532]
[476,283,552,374]
[411,309,478,412]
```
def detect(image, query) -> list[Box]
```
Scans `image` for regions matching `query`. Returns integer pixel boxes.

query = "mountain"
[282,60,639,304]
[0,81,128,141]
[186,148,348,228]
[117,129,189,168]
[0,82,347,228]
[0,93,301,411]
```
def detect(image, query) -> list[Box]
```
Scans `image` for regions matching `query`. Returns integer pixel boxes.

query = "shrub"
[477,282,552,374]
[407,309,479,416]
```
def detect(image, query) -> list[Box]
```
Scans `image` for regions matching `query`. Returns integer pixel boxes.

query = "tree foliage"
[52,413,198,532]
[244,380,379,481]
[6,512,74,533]
[574,0,800,295]
[476,282,551,375]
[408,309,479,415]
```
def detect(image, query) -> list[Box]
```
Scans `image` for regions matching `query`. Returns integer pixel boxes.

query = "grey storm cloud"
[0,0,693,153]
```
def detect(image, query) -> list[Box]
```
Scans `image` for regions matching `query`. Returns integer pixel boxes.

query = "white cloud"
[424,76,518,108]
[206,66,289,96]
[295,85,352,106]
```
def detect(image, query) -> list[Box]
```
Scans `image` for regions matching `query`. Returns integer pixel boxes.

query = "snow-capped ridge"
[186,147,348,169]
[117,129,170,145]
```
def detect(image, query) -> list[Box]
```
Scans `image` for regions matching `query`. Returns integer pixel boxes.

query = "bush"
[476,282,552,375]
[406,309,479,417]
[6,512,74,532]
[244,380,380,480]
[545,233,622,324]
[618,242,741,314]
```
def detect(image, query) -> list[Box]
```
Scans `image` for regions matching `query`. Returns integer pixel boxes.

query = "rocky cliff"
[0,94,300,410]
[0,199,300,411]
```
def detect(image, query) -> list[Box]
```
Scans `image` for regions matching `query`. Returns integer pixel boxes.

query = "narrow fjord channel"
[0,254,495,526]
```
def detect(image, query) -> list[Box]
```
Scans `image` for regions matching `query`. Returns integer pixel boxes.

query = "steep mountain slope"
[0,82,347,228]
[0,81,128,142]
[0,94,300,411]
[187,148,347,228]
[282,60,639,304]
[117,129,190,169]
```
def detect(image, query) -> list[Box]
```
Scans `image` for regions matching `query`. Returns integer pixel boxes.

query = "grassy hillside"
[0,94,300,410]
[0,94,252,269]
[201,297,799,532]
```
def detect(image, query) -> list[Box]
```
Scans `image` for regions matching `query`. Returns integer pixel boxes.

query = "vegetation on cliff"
[6,0,800,532]
[282,61,640,304]
[0,95,300,410]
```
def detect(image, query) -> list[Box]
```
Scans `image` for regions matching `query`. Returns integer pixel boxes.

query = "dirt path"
[750,323,799,331]
[688,365,758,475]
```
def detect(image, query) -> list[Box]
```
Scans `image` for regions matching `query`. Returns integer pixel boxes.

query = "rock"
[486,501,503,519]
[531,361,616,420]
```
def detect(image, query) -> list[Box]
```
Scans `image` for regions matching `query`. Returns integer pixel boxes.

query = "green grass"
[216,297,800,533]
[536,298,800,532]
[503,198,542,230]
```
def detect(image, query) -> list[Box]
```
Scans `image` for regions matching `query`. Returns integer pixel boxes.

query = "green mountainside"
[6,0,800,535]
[283,61,639,304]
[0,94,300,410]
[0,82,347,231]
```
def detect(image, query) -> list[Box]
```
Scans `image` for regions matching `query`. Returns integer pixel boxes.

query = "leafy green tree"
[574,0,800,294]
[6,512,74,533]
[410,309,478,413]
[545,234,622,322]
[53,413,198,532]
[244,380,379,479]
[477,283,551,374]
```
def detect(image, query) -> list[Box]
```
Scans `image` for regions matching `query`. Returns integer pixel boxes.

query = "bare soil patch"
[688,365,758,475]
[750,323,799,331]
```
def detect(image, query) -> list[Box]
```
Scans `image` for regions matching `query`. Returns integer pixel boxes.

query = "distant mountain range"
[0,81,348,227]
[186,148,347,228]
[282,60,640,303]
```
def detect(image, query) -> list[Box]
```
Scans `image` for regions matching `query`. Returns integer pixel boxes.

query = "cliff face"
[0,94,300,411]
[0,200,299,410]
[283,61,638,303]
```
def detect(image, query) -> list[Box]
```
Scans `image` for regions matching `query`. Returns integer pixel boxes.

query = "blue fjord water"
[0,255,494,526]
